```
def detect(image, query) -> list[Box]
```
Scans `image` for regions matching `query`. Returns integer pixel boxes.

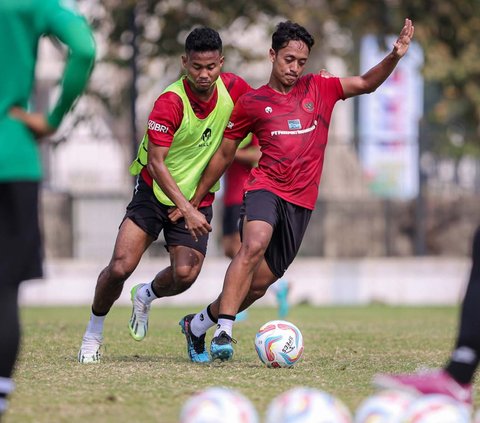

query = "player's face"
[182,50,224,94]
[270,40,309,88]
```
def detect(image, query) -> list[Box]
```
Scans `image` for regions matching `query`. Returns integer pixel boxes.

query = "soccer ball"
[179,386,259,423]
[401,394,470,423]
[354,390,415,423]
[265,386,352,423]
[254,320,304,368]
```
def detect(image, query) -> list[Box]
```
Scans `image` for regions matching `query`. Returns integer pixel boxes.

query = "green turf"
[6,305,465,422]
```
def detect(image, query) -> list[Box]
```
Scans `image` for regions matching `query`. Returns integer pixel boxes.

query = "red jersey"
[224,74,345,210]
[223,135,260,207]
[141,73,251,207]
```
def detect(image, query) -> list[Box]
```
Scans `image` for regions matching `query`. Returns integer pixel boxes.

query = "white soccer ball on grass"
[401,394,470,423]
[179,386,259,423]
[265,386,352,423]
[354,389,415,423]
[254,319,304,368]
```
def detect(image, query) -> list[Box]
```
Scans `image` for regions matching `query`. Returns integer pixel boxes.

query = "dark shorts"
[239,189,311,278]
[0,182,43,286]
[222,204,242,236]
[124,177,213,256]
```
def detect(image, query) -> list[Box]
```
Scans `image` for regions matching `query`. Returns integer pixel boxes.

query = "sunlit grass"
[6,305,463,422]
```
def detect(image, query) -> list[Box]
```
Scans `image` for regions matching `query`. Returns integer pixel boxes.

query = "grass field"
[6,304,468,422]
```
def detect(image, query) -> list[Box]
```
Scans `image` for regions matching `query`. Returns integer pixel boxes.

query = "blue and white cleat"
[179,314,210,363]
[210,331,236,361]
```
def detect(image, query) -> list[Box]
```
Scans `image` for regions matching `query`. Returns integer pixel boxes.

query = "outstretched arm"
[340,18,414,98]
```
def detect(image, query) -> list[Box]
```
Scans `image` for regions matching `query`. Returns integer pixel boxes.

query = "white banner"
[359,35,424,199]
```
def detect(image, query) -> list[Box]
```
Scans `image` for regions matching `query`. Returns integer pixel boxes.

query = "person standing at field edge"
[375,225,480,406]
[0,0,95,418]
[175,18,415,362]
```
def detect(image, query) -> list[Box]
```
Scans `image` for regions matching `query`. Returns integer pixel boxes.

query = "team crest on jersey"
[288,119,302,130]
[265,106,273,114]
[302,98,315,113]
[198,128,212,147]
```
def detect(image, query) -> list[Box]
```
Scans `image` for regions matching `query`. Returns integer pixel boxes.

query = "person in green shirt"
[0,0,95,417]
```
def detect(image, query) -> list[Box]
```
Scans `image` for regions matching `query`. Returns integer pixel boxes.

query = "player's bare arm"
[194,136,241,203]
[340,18,414,98]
[233,145,261,166]
[147,141,211,240]
[9,107,56,139]
[168,136,240,224]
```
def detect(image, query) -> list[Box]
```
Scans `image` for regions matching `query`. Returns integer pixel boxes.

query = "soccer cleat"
[128,283,151,341]
[78,333,102,364]
[210,331,236,362]
[179,314,210,363]
[373,369,473,405]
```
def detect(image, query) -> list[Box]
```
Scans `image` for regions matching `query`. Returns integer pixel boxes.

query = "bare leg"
[218,219,273,316]
[208,259,277,317]
[92,218,153,314]
[222,232,241,260]
[151,245,205,297]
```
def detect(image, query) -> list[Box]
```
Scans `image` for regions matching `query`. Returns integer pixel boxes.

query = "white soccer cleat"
[78,333,102,364]
[128,283,151,341]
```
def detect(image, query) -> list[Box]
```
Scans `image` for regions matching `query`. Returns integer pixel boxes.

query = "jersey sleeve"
[220,73,252,103]
[146,91,184,147]
[43,0,96,128]
[313,74,346,102]
[223,97,253,140]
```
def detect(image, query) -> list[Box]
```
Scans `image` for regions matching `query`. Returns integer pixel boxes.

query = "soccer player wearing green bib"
[78,27,252,364]
[0,0,95,416]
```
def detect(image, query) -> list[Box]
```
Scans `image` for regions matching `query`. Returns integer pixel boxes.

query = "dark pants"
[0,182,42,383]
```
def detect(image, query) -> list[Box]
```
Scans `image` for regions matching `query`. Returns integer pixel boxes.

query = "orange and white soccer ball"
[179,386,259,423]
[265,386,352,423]
[254,320,304,368]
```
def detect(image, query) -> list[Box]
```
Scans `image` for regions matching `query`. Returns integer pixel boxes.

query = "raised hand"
[393,18,414,58]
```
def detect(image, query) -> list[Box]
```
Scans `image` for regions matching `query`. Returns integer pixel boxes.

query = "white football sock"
[86,311,106,335]
[214,318,234,338]
[190,307,215,337]
[137,282,159,305]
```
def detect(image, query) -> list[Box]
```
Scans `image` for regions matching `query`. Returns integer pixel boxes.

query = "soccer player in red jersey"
[178,19,415,361]
[78,27,252,364]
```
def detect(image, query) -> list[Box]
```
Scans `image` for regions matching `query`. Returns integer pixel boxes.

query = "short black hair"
[271,21,314,53]
[185,27,222,54]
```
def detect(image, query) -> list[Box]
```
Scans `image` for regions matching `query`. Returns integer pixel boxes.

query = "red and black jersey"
[223,135,260,207]
[224,74,345,210]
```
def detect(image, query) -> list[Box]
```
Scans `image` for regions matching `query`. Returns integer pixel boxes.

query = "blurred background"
[23,0,480,306]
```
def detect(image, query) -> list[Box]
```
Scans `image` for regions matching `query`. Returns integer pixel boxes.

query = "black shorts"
[239,189,311,278]
[0,182,43,286]
[222,204,242,236]
[124,177,213,256]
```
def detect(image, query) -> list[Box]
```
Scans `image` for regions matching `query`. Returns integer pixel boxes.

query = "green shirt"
[130,76,234,206]
[0,0,96,181]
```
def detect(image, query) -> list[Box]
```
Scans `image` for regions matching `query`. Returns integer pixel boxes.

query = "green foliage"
[7,305,470,423]
[90,0,479,156]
